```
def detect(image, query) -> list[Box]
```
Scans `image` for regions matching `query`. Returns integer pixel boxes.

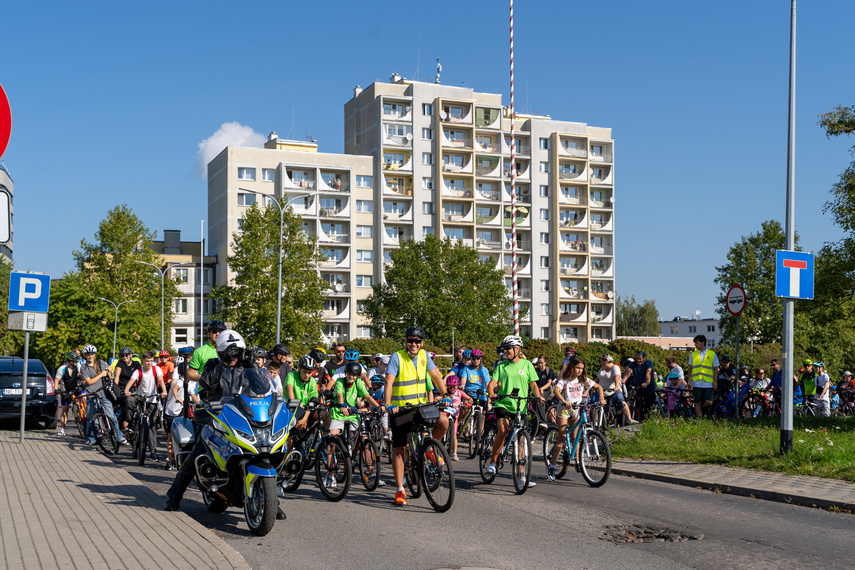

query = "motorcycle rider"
[164,329,286,520]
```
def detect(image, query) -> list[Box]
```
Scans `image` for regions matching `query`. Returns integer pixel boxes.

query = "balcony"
[503,215,530,228]
[283,172,316,190]
[475,137,500,153]
[560,211,587,230]
[475,108,501,129]
[590,289,615,302]
[591,306,614,324]
[382,101,412,122]
[504,189,532,204]
[383,231,412,246]
[560,287,587,300]
[475,210,501,225]
[441,130,473,149]
[590,244,613,256]
[318,174,350,193]
[476,239,502,249]
[559,190,582,206]
[589,215,613,232]
[590,165,613,185]
[384,179,414,197]
[560,259,588,276]
[289,195,318,217]
[560,307,587,323]
[383,207,413,222]
[322,279,350,295]
[591,259,614,278]
[383,158,413,172]
[559,239,588,253]
[442,158,473,174]
[589,146,614,163]
[442,207,474,223]
[318,233,349,245]
[441,105,473,124]
[559,145,588,159]
[502,138,531,156]
[504,239,532,251]
[590,330,614,342]
[476,187,501,201]
[442,186,473,199]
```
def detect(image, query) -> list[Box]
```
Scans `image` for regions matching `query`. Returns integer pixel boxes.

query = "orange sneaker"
[394,490,407,506]
[425,447,445,466]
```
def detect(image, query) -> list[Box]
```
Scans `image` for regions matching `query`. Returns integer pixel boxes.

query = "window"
[195,268,211,285]
[477,230,494,242]
[422,177,433,190]
[422,152,432,165]
[707,325,715,332]
[174,328,188,344]
[688,325,697,333]
[386,123,409,137]
[356,225,373,238]
[540,233,550,244]
[322,223,345,237]
[262,169,275,181]
[445,105,464,119]
[670,326,678,334]
[539,161,549,173]
[444,130,465,142]
[237,167,256,181]
[541,304,551,316]
[174,299,188,314]
[356,175,373,187]
[383,102,407,117]
[539,138,549,150]
[323,299,343,312]
[356,200,373,213]
[539,185,549,198]
[591,145,603,157]
[541,327,549,339]
[173,268,188,283]
[709,340,715,347]
[444,227,464,239]
[423,227,434,237]
[540,256,549,268]
[237,219,245,231]
[321,248,343,262]
[592,329,604,340]
[357,300,367,313]
[357,325,373,339]
[356,250,373,263]
[423,103,433,116]
[237,193,256,206]
[539,209,549,220]
[423,202,435,215]
[356,275,373,288]
[422,128,432,140]
[384,152,405,166]
[592,168,603,179]
[443,203,464,217]
[443,154,464,168]
[540,279,550,292]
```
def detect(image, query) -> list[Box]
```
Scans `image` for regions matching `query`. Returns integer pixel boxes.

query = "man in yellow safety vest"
[687,334,719,417]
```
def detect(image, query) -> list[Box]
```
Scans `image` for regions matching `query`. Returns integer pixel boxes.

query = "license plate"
[3,388,22,395]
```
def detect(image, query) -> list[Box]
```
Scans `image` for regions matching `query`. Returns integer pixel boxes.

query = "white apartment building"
[344,76,615,343]
[659,317,721,348]
[207,139,375,343]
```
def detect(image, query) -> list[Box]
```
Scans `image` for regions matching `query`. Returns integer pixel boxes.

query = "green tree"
[714,220,798,346]
[362,235,512,346]
[819,104,855,233]
[615,295,660,336]
[210,202,326,348]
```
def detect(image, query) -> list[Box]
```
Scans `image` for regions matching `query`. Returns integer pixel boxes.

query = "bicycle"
[396,401,455,512]
[340,409,382,492]
[88,388,120,456]
[478,390,535,495]
[126,395,158,466]
[542,401,612,487]
[740,388,780,418]
[457,390,485,459]
[70,387,88,439]
[656,387,695,419]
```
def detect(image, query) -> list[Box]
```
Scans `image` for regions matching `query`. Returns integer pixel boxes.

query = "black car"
[0,357,58,429]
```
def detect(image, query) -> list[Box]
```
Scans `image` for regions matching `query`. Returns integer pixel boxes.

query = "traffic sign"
[775,250,814,300]
[726,284,746,316]
[7,312,48,332]
[8,272,51,313]
[0,83,10,160]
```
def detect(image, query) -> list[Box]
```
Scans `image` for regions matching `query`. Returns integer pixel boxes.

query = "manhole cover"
[600,524,703,544]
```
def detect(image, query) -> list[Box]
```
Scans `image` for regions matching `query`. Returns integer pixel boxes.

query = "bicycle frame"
[554,404,592,462]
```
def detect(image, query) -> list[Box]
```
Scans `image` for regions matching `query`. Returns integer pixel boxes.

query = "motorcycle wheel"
[202,490,228,513]
[244,477,278,536]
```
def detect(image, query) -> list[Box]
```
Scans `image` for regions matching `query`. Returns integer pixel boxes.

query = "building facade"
[0,163,13,263]
[659,317,721,348]
[344,77,615,343]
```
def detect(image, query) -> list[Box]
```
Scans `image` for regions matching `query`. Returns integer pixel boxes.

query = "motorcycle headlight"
[271,425,288,443]
[234,428,256,443]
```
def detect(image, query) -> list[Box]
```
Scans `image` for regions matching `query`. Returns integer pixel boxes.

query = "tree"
[615,295,660,336]
[714,220,798,345]
[361,235,512,346]
[209,202,326,348]
[819,104,855,233]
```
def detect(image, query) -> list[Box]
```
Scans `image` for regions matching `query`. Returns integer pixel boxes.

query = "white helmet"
[215,329,246,359]
[500,335,523,348]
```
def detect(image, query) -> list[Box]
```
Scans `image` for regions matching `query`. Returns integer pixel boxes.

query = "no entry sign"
[0,83,10,160]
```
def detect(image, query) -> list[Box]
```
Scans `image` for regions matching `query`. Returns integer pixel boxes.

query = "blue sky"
[2,1,853,323]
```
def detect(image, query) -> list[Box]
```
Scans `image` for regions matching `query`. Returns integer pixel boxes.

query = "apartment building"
[207,139,375,343]
[344,77,615,343]
[0,163,13,263]
[659,317,721,348]
[150,230,218,349]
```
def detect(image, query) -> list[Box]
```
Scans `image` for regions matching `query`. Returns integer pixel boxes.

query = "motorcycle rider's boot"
[276,505,286,520]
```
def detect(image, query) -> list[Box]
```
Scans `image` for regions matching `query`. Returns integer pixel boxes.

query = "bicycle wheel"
[421,437,455,512]
[542,427,569,480]
[359,439,380,491]
[525,406,540,440]
[281,465,305,493]
[511,430,532,495]
[73,399,87,439]
[314,437,351,502]
[478,426,496,484]
[95,413,118,456]
[579,429,611,487]
[137,419,148,466]
[468,409,482,459]
[740,396,764,418]
[546,403,558,426]
[406,448,422,498]
[368,420,382,443]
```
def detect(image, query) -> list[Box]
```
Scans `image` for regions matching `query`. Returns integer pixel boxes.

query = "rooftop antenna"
[413,35,421,80]
[434,57,442,84]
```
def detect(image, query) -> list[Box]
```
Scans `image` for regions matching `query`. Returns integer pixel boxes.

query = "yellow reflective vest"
[690,350,716,386]
[390,349,428,407]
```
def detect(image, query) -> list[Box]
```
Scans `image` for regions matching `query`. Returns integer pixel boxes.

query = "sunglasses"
[405,338,423,344]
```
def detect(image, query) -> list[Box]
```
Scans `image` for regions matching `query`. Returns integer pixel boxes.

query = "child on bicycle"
[369,375,390,441]
[547,356,605,481]
[442,375,473,461]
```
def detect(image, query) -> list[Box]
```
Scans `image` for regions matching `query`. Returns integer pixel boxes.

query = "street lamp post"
[96,297,137,360]
[134,260,198,351]
[239,189,311,345]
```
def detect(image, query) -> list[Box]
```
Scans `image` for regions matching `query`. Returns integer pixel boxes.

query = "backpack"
[61,364,81,392]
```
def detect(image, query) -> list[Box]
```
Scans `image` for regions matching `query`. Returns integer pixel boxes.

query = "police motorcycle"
[190,364,299,536]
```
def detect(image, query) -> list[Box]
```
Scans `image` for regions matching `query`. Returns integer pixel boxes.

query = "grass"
[609,416,855,482]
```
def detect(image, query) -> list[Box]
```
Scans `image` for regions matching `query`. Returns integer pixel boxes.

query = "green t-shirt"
[800,371,817,397]
[331,379,368,421]
[284,370,319,406]
[189,342,217,372]
[493,358,538,414]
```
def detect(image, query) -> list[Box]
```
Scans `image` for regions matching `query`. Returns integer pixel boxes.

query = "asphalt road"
[106,438,855,570]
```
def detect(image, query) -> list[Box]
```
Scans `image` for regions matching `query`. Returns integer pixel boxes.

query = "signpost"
[8,271,50,443]
[726,284,746,418]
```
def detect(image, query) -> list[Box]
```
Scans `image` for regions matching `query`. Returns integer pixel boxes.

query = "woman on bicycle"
[598,354,635,424]
[547,356,605,480]
[443,375,472,461]
[54,351,82,437]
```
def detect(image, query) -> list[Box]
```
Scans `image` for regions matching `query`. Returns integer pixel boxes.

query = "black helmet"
[251,347,267,360]
[270,344,290,356]
[298,355,318,371]
[119,346,133,357]
[721,355,732,362]
[344,362,362,377]
[404,325,426,340]
[65,351,78,362]
[207,320,226,332]
[308,348,326,363]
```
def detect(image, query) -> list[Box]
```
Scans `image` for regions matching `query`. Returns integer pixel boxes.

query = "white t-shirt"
[554,377,593,406]
[136,367,162,403]
[750,377,769,391]
[597,365,621,394]
[271,374,283,395]
[165,380,184,417]
[815,373,830,402]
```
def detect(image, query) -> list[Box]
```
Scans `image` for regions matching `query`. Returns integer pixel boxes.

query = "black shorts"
[693,387,714,404]
[164,414,177,435]
[494,407,512,420]
[60,392,73,406]
[389,409,418,449]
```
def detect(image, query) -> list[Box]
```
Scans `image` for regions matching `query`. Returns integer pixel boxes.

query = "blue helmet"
[344,348,360,361]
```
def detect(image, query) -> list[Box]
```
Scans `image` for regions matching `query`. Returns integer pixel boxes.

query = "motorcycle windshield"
[238,393,274,422]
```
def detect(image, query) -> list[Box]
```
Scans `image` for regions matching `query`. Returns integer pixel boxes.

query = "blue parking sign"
[8,272,51,312]
[775,250,814,300]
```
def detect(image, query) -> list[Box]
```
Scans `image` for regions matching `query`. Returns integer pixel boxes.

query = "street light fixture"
[133,260,198,351]
[239,188,312,344]
[96,297,138,360]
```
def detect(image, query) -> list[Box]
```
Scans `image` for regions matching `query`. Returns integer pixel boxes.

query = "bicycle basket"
[418,404,440,424]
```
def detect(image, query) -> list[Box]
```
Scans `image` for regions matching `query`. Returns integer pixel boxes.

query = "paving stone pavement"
[613,458,855,511]
[0,430,250,570]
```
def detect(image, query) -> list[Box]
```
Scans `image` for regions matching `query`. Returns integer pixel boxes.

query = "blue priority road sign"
[8,272,51,312]
[775,250,814,300]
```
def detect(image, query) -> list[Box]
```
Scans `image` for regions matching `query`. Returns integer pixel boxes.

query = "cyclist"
[444,375,472,461]
[599,354,635,424]
[796,359,817,404]
[123,351,168,462]
[556,345,577,380]
[384,325,452,506]
[79,345,123,446]
[285,355,321,430]
[267,344,293,377]
[111,347,141,432]
[186,320,226,387]
[717,355,736,394]
[157,350,175,383]
[623,350,657,421]
[54,352,82,436]
[459,349,491,408]
[368,375,389,441]
[813,362,831,417]
[486,335,543,487]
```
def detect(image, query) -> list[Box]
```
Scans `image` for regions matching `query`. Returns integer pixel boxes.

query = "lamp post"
[96,297,137,360]
[239,189,311,344]
[133,260,197,351]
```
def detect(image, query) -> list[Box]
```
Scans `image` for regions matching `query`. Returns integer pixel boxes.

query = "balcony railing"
[475,214,495,224]
[442,213,468,222]
[558,171,583,181]
[590,177,609,184]
[561,147,588,158]
[561,240,588,252]
[503,217,530,227]
[476,239,501,248]
[477,189,501,201]
[562,288,587,299]
[559,267,580,275]
[322,234,350,244]
[476,165,499,176]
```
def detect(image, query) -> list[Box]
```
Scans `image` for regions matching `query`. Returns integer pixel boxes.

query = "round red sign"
[726,284,746,316]
[0,83,10,160]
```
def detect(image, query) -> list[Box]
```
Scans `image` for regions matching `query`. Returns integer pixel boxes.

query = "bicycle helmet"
[803,359,813,366]
[298,355,318,371]
[344,348,360,361]
[344,362,362,377]
[251,347,267,360]
[564,346,576,356]
[404,325,426,340]
[370,374,384,385]
[119,346,133,357]
[308,348,326,363]
[270,344,290,356]
[178,346,193,354]
[814,361,825,368]
[158,349,171,358]
[65,351,78,362]
[446,375,460,387]
[82,344,97,355]
[215,329,246,360]
[721,355,732,362]
[462,350,472,359]
[470,349,484,359]
[207,320,226,332]
[500,335,523,348]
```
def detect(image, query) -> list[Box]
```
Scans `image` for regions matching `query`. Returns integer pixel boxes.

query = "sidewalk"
[0,429,250,570]
[613,458,855,511]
